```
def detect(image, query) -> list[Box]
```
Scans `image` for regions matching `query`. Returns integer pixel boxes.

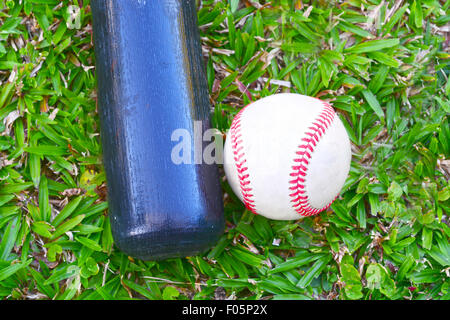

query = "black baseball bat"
[90,0,225,260]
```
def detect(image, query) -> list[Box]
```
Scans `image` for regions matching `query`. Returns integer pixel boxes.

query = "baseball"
[223,93,352,220]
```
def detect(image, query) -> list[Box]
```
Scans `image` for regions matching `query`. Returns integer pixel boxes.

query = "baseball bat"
[90,0,225,260]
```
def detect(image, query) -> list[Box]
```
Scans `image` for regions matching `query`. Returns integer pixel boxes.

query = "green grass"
[0,0,449,300]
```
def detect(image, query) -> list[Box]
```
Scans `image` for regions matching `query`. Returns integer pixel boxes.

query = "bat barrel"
[91,0,224,260]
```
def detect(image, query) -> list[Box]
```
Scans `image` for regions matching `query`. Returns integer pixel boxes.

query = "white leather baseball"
[223,93,352,220]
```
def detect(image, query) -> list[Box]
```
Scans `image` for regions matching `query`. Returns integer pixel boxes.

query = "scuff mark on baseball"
[223,93,352,220]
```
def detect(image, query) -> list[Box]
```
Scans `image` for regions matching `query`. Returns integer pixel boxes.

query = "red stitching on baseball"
[289,100,338,217]
[230,105,258,214]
